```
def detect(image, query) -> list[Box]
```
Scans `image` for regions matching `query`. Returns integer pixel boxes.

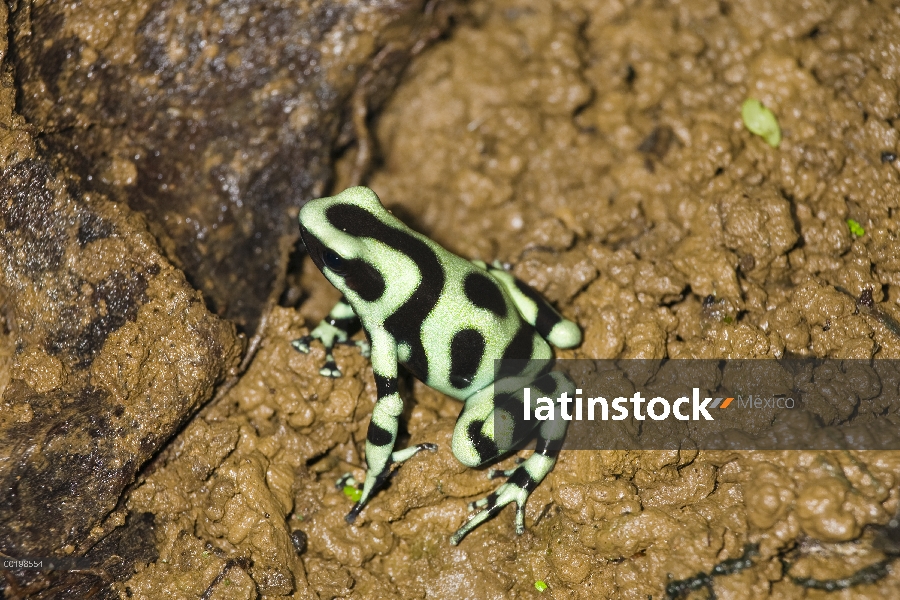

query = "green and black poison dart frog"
[293,186,581,544]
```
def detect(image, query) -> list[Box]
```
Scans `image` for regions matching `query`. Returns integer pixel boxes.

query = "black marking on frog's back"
[514,280,564,337]
[449,328,485,389]
[463,272,508,318]
[326,204,445,382]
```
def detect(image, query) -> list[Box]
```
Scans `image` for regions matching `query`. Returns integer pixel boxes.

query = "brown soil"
[58,0,900,597]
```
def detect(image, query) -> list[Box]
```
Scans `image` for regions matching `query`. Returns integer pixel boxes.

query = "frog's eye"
[322,249,345,272]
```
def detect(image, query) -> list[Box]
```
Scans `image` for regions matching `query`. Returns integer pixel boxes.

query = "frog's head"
[298,186,404,302]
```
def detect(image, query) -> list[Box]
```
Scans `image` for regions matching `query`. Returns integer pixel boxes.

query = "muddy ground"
[7,0,900,598]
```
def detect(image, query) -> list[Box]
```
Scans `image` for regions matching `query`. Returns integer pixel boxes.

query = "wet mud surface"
[5,0,900,598]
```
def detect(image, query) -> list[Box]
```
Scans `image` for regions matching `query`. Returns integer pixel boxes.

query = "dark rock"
[0,152,242,559]
[10,0,456,335]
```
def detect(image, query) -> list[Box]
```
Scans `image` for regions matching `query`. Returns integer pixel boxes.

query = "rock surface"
[10,0,452,334]
[0,104,243,561]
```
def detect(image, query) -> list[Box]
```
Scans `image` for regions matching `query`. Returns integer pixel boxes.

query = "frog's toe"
[346,503,362,524]
[467,496,488,512]
[513,500,526,535]
[291,336,313,353]
[319,361,342,378]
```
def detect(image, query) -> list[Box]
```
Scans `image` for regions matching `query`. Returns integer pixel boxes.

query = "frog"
[293,186,581,544]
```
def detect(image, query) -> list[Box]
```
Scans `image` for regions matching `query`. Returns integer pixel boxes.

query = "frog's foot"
[319,359,342,378]
[391,442,438,462]
[451,452,555,545]
[319,340,370,377]
[450,479,530,545]
[293,336,369,378]
[293,312,365,377]
[344,443,438,525]
[291,335,314,354]
[291,335,342,377]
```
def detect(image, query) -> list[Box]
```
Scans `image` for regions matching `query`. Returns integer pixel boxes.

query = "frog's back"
[299,187,552,400]
[394,246,552,400]
[355,212,548,399]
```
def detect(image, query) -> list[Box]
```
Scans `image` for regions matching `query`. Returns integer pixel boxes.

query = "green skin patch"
[295,186,581,544]
[741,98,782,148]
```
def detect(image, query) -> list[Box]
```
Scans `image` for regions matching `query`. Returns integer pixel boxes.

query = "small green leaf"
[535,580,548,592]
[343,485,363,502]
[741,98,782,148]
[723,315,734,325]
[847,219,865,237]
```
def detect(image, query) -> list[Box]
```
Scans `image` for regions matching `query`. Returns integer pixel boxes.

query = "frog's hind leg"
[292,296,369,377]
[449,369,572,545]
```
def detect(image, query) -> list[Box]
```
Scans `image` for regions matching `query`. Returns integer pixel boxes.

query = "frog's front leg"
[449,370,572,545]
[292,296,369,377]
[346,331,435,523]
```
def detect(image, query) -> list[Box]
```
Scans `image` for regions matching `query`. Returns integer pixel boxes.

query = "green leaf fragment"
[741,98,782,148]
[343,485,363,502]
[535,580,548,592]
[847,219,865,237]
